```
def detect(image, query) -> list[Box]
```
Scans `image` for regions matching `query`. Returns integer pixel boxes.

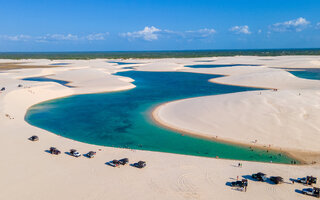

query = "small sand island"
[1,56,320,199]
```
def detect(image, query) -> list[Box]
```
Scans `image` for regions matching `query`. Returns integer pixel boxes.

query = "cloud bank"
[0,33,109,42]
[121,26,216,41]
[184,28,216,39]
[270,17,310,32]
[229,25,251,34]
[2,18,319,44]
[0,34,31,41]
[121,26,161,41]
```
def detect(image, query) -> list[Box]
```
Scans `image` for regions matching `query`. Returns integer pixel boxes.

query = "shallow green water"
[25,71,295,163]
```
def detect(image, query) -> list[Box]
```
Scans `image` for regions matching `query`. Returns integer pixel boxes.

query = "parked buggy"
[134,161,146,168]
[118,158,129,165]
[231,179,248,188]
[70,149,81,157]
[302,187,320,198]
[252,172,267,182]
[28,135,39,141]
[49,147,61,155]
[109,160,120,167]
[86,151,96,158]
[298,176,317,185]
[270,176,284,184]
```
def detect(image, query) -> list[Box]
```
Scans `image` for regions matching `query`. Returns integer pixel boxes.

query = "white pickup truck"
[70,149,81,157]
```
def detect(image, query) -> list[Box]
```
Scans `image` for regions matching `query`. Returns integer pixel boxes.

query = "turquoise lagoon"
[25,71,295,163]
[186,64,260,68]
[23,77,73,88]
[288,68,320,80]
[108,61,138,65]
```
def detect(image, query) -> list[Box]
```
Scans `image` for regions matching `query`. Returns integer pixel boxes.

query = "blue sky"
[0,0,319,51]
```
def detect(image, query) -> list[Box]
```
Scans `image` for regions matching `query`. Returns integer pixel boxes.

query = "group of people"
[5,113,14,120]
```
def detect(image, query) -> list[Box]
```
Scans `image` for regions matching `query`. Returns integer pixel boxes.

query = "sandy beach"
[1,56,320,200]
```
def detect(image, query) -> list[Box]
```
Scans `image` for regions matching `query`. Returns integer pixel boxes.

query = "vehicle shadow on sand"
[225,182,245,192]
[105,161,117,167]
[242,175,257,182]
[242,175,280,185]
[44,150,51,154]
[225,182,232,187]
[290,178,298,182]
[83,154,91,158]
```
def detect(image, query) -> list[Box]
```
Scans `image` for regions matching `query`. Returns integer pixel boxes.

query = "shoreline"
[151,100,316,165]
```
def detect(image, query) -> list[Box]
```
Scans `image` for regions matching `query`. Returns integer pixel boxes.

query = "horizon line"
[1,47,320,54]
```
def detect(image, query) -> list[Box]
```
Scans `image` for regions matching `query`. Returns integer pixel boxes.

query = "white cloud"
[0,33,109,42]
[121,26,216,41]
[38,34,79,41]
[86,33,109,40]
[316,22,320,29]
[230,25,251,34]
[271,17,310,32]
[121,26,161,41]
[0,34,31,41]
[185,28,216,38]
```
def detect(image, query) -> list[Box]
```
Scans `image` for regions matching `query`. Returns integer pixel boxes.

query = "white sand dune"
[154,90,320,155]
[1,56,320,200]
